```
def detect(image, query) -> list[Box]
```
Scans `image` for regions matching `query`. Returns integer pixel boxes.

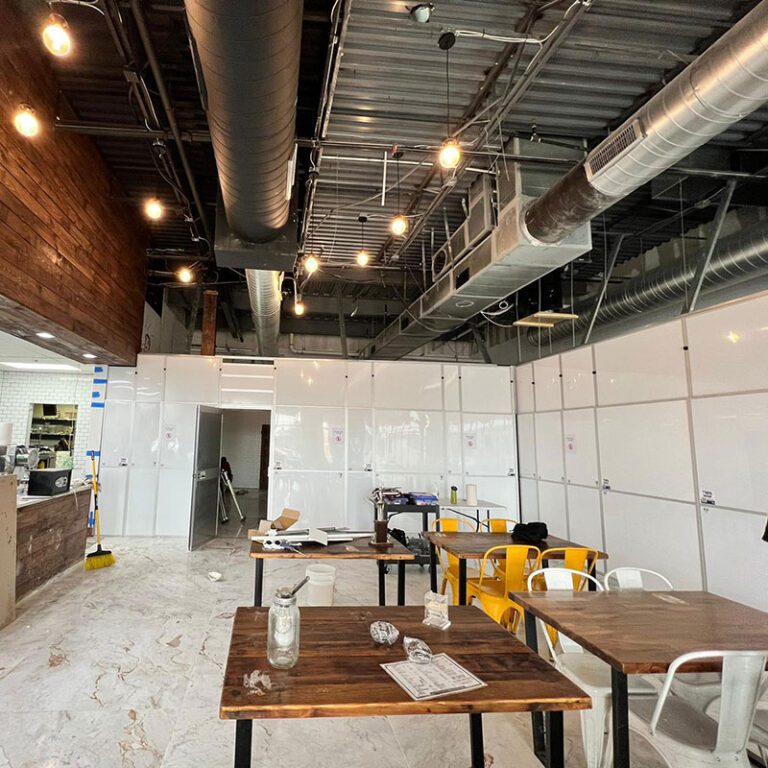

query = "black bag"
[389,527,408,547]
[511,522,549,544]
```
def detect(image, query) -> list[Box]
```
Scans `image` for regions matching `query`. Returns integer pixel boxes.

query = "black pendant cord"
[446,48,451,137]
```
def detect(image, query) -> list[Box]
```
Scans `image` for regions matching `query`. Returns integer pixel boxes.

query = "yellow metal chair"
[530,547,600,591]
[431,517,475,605]
[481,517,520,533]
[466,544,539,630]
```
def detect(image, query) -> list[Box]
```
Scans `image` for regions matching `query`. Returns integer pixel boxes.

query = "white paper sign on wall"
[163,424,177,442]
[565,434,576,453]
[464,434,477,450]
[332,426,345,445]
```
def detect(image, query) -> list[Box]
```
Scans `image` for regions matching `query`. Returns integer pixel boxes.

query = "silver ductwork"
[533,219,768,344]
[185,0,304,355]
[524,0,768,244]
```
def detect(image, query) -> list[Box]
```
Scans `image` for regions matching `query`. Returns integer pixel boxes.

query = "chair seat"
[558,653,658,695]
[631,696,718,752]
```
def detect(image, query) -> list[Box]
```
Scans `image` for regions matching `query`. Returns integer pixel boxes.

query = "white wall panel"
[123,468,158,536]
[346,362,372,407]
[462,414,516,476]
[98,466,127,535]
[597,400,695,501]
[515,363,535,413]
[563,408,599,488]
[533,357,562,412]
[130,403,161,468]
[686,293,768,396]
[596,321,687,406]
[271,471,346,529]
[534,411,564,482]
[537,481,568,538]
[135,356,165,402]
[444,412,463,476]
[158,403,197,470]
[691,393,768,514]
[701,507,768,611]
[165,356,220,404]
[100,401,133,468]
[603,492,702,589]
[219,362,274,407]
[275,359,346,406]
[561,347,595,409]
[272,406,345,471]
[373,410,445,474]
[443,365,460,411]
[460,366,511,413]
[566,485,603,551]
[155,468,193,537]
[106,366,135,401]
[346,471,374,531]
[464,475,518,520]
[517,413,536,478]
[520,477,538,522]
[347,408,373,471]
[373,362,443,410]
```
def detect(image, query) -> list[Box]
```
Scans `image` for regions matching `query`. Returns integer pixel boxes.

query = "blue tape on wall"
[91,391,102,398]
[91,402,105,408]
[92,378,108,385]
[94,366,104,373]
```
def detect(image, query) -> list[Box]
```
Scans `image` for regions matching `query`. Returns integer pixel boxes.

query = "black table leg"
[378,561,386,606]
[253,559,264,607]
[397,561,406,606]
[458,558,467,605]
[234,720,252,768]
[546,711,564,768]
[429,541,438,593]
[525,611,547,765]
[612,667,630,768]
[469,713,484,768]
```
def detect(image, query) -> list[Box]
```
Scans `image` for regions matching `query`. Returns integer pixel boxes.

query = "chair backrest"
[431,517,473,572]
[484,517,519,533]
[652,650,768,756]
[527,567,603,657]
[536,547,599,587]
[478,545,539,593]
[604,567,673,591]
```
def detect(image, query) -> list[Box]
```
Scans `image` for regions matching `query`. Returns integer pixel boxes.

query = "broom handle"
[89,451,102,547]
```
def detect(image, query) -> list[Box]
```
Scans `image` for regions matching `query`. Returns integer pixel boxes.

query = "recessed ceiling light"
[82,353,97,359]
[35,331,55,339]
[2,362,79,371]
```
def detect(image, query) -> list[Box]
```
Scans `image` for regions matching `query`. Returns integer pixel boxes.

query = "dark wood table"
[249,538,415,607]
[511,590,768,768]
[221,606,591,768]
[423,531,608,605]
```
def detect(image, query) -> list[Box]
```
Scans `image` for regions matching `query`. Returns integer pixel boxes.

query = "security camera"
[408,3,434,23]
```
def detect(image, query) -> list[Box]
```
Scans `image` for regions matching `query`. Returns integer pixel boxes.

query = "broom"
[85,451,116,570]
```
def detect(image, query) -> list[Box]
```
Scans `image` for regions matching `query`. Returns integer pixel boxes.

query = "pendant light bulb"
[13,105,40,138]
[304,255,319,274]
[294,298,306,316]
[144,198,164,221]
[42,14,71,57]
[439,138,461,170]
[390,214,408,237]
[177,267,194,284]
[356,249,370,267]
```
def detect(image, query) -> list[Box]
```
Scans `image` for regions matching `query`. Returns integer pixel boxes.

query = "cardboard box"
[252,507,301,536]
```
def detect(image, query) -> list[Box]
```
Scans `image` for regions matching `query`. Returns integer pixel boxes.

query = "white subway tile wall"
[0,371,94,475]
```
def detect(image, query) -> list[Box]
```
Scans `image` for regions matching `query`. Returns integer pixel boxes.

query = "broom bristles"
[85,552,116,570]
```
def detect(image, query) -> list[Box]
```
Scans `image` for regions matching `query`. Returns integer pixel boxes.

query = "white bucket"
[305,564,336,606]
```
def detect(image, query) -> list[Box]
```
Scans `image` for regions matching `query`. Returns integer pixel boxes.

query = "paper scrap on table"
[381,653,486,701]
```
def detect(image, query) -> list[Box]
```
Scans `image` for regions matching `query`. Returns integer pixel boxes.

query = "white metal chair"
[526,567,656,768]
[604,567,674,591]
[630,650,768,768]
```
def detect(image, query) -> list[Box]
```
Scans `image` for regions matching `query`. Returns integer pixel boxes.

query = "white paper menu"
[381,654,486,701]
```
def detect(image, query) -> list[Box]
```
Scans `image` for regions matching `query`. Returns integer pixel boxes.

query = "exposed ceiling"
[18,0,768,354]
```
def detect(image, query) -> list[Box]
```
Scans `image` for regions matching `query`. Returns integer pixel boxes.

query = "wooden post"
[201,289,218,356]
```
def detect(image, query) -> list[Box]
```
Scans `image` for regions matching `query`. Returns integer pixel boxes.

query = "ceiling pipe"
[524,0,768,245]
[184,0,304,355]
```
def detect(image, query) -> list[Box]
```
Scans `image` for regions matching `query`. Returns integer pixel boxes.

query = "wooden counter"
[15,485,91,600]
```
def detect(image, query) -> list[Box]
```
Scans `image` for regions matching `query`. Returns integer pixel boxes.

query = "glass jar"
[267,590,300,669]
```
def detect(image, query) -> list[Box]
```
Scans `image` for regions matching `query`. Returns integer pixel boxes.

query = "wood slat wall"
[0,0,147,365]
[16,487,91,600]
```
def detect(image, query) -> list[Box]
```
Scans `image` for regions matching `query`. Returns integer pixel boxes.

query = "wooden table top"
[249,537,415,561]
[511,591,768,674]
[220,606,591,720]
[423,531,607,560]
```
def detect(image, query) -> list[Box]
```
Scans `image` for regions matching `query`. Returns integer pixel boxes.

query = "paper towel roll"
[0,423,12,446]
[465,484,478,506]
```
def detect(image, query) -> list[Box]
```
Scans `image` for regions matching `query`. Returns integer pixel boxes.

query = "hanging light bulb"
[304,255,319,274]
[42,14,72,57]
[390,214,408,237]
[439,138,461,170]
[177,266,194,283]
[13,105,40,138]
[294,298,306,316]
[356,214,369,266]
[144,198,164,220]
[356,249,370,267]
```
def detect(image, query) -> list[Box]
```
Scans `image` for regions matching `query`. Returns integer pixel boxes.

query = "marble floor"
[0,537,666,768]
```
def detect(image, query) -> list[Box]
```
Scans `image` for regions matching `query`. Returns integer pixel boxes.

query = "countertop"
[16,483,91,509]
